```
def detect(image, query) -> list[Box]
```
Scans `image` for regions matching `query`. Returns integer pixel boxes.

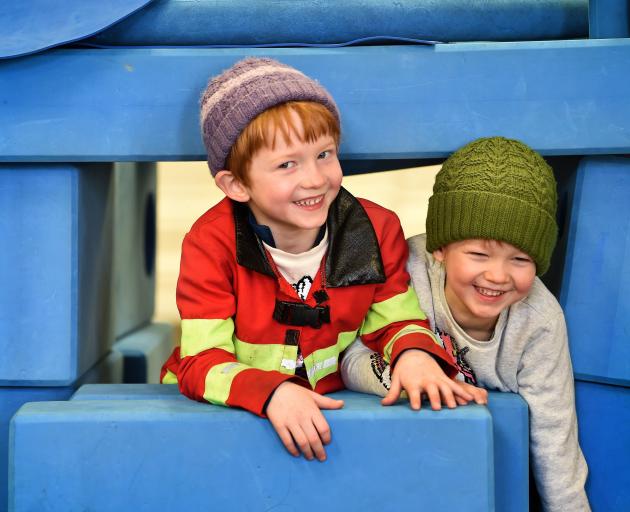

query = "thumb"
[312,392,345,410]
[381,376,402,406]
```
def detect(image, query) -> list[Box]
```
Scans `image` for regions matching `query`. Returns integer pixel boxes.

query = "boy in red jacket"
[161,57,486,461]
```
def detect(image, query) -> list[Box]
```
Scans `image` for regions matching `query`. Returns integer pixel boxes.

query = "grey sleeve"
[517,314,590,512]
[340,339,390,398]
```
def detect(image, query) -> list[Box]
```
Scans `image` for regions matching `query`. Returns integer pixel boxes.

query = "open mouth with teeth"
[474,286,507,298]
[294,195,324,207]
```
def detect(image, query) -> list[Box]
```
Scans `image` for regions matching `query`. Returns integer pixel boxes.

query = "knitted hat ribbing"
[426,136,558,275]
[200,57,340,176]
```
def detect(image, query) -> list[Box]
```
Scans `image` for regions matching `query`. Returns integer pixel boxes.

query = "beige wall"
[155,162,440,324]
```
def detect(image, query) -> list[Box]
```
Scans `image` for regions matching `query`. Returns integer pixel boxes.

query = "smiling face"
[243,114,342,253]
[433,239,536,340]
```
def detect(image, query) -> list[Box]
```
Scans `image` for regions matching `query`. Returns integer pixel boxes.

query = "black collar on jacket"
[232,187,386,287]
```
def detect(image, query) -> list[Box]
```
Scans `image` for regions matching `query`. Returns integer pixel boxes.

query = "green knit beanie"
[426,136,558,275]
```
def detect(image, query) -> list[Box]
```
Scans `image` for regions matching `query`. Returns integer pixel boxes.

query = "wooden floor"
[154,162,440,325]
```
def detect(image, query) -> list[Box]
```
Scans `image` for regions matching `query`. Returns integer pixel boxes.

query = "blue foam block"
[69,386,528,510]
[1,351,123,512]
[575,380,630,511]
[0,164,114,385]
[88,0,587,45]
[486,393,529,512]
[112,163,156,338]
[1,41,630,162]
[589,0,630,38]
[112,323,174,383]
[11,391,494,511]
[1,388,73,512]
[560,156,630,386]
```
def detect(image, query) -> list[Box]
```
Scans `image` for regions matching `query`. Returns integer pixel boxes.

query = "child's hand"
[266,382,344,461]
[382,349,481,410]
[458,381,488,405]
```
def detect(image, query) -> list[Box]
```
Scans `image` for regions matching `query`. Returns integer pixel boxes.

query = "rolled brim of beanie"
[426,191,558,275]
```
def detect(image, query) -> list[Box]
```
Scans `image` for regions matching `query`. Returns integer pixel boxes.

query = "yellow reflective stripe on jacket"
[305,330,358,386]
[180,318,235,358]
[161,369,178,385]
[203,361,249,406]
[234,338,298,375]
[382,324,438,363]
[359,287,426,336]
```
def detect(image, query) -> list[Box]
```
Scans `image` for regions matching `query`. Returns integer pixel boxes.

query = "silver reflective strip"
[307,356,337,379]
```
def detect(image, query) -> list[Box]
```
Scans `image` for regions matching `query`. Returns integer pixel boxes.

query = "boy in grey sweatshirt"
[341,136,589,511]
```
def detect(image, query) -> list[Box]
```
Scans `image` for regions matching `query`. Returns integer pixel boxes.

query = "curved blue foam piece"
[88,0,587,45]
[0,0,154,59]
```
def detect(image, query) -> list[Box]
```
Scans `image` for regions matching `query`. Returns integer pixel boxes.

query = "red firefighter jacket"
[161,188,456,416]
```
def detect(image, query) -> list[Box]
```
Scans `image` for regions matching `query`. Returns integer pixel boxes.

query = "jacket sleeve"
[174,230,297,417]
[517,313,590,512]
[358,212,457,377]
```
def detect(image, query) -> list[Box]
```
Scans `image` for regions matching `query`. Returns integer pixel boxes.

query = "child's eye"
[468,251,488,258]
[317,150,331,160]
[278,161,296,169]
[514,256,533,264]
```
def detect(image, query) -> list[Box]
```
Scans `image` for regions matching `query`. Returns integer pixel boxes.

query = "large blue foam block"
[112,162,156,338]
[575,380,630,511]
[113,323,174,383]
[1,351,123,512]
[0,164,114,385]
[560,156,630,386]
[88,0,587,45]
[1,41,630,162]
[10,391,494,511]
[69,386,528,511]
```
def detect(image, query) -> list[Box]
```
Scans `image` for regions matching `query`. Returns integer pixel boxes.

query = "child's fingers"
[424,383,443,411]
[381,378,402,406]
[448,379,474,401]
[312,393,344,410]
[455,395,469,406]
[302,420,327,462]
[290,425,315,461]
[471,386,489,405]
[437,381,457,409]
[312,414,332,446]
[407,386,423,410]
[275,425,300,457]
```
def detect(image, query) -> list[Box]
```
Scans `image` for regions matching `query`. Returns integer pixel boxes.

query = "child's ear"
[214,170,250,203]
[432,247,445,263]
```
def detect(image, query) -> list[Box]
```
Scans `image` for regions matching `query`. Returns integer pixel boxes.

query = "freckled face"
[243,111,342,252]
[434,239,537,336]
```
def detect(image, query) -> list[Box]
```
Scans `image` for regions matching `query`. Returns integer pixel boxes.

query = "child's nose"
[484,261,509,283]
[301,161,327,188]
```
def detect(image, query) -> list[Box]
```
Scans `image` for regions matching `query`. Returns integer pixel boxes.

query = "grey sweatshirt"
[341,234,589,512]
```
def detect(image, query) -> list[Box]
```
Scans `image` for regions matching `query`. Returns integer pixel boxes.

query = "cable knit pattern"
[426,136,558,275]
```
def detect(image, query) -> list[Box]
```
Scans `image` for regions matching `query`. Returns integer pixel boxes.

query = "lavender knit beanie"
[200,57,341,176]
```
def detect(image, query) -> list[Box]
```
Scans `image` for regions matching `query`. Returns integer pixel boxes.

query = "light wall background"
[154,162,441,325]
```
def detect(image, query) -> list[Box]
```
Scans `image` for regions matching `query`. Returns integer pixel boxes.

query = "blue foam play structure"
[561,156,630,386]
[1,0,630,510]
[113,323,174,383]
[112,162,156,339]
[575,380,630,511]
[1,351,123,512]
[9,389,533,512]
[0,164,114,386]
